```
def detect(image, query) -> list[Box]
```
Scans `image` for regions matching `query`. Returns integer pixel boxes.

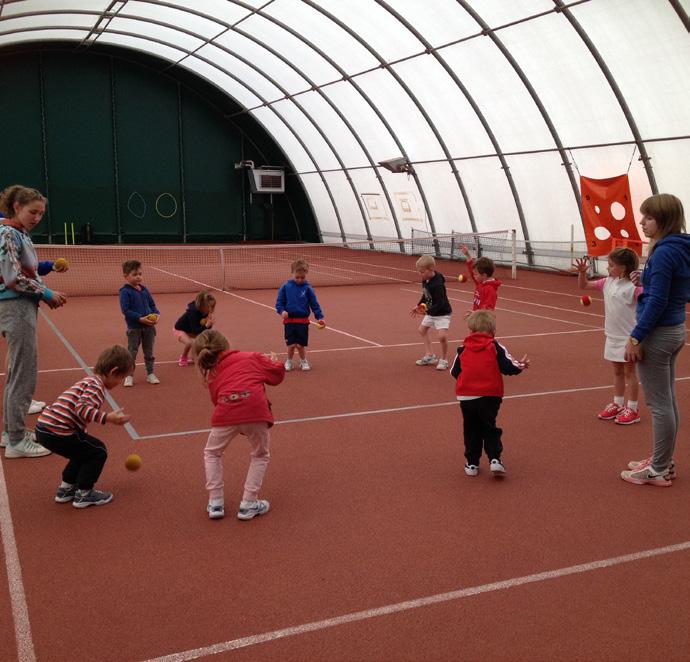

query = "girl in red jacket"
[193,329,285,520]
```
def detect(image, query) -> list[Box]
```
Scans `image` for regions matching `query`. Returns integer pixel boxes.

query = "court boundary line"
[3,327,605,379]
[150,267,382,347]
[141,540,690,662]
[0,460,36,662]
[134,376,690,440]
[38,310,140,440]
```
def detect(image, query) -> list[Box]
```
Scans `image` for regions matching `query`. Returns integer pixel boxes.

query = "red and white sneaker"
[627,457,677,480]
[598,402,622,420]
[614,407,640,425]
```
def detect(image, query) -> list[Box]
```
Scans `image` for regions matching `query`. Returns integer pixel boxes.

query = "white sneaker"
[28,400,46,415]
[237,499,270,520]
[490,459,506,476]
[436,359,449,370]
[124,376,134,387]
[146,374,160,385]
[284,359,293,372]
[0,431,7,448]
[207,503,225,520]
[300,359,311,371]
[464,464,479,476]
[5,432,51,458]
[415,354,438,366]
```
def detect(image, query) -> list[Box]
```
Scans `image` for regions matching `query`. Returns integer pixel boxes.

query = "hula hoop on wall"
[155,193,178,219]
[126,191,147,219]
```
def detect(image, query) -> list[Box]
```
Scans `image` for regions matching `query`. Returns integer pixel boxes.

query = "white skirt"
[604,335,628,363]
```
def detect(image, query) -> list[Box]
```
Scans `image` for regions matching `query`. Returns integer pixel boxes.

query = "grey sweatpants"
[126,326,156,374]
[0,297,39,443]
[637,324,687,472]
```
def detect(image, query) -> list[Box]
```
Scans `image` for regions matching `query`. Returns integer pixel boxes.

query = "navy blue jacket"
[632,233,690,341]
[418,271,452,316]
[119,284,159,329]
[175,301,206,335]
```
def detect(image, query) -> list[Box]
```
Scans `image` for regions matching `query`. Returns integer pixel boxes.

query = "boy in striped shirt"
[35,346,134,508]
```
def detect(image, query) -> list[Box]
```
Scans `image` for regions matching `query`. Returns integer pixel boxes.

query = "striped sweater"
[37,376,108,435]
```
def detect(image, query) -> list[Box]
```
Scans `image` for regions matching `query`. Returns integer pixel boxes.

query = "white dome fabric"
[1,0,688,245]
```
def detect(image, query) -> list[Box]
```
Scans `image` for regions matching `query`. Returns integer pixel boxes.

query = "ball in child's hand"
[316,320,326,329]
[418,303,427,313]
[54,257,69,272]
[200,317,208,327]
[147,313,159,322]
[457,274,466,283]
[125,453,142,471]
[580,295,592,307]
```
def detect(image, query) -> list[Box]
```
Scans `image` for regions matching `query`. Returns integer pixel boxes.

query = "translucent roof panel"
[1,0,688,244]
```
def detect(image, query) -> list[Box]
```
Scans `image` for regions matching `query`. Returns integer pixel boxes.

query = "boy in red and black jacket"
[450,310,529,478]
[459,244,502,313]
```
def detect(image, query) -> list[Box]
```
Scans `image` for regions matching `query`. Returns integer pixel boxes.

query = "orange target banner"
[580,175,641,256]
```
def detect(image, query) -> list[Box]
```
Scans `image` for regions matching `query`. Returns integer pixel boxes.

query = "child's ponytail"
[193,329,230,380]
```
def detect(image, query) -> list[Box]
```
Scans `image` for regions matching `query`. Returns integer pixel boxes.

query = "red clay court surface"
[1,266,689,662]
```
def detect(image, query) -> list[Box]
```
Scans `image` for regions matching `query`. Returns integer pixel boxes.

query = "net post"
[220,247,226,291]
[511,229,517,280]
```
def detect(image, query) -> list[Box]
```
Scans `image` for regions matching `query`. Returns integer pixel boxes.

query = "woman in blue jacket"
[621,194,689,487]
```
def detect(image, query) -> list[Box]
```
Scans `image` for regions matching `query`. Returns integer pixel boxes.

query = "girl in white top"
[574,247,643,425]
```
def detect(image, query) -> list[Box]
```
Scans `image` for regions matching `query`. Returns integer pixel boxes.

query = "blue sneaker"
[55,485,77,503]
[237,499,270,520]
[72,489,113,509]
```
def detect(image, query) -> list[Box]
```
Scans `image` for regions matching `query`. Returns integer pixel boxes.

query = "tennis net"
[34,235,515,296]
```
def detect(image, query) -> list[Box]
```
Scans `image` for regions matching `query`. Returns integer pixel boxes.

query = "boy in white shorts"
[410,255,453,370]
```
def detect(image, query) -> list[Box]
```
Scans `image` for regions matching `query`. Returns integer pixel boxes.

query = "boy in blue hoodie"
[119,260,160,386]
[276,259,325,371]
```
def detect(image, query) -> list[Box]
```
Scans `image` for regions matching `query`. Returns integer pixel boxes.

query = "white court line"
[0,461,36,662]
[141,540,690,662]
[134,376,690,441]
[38,310,140,440]
[401,288,602,329]
[150,267,381,347]
[2,328,604,378]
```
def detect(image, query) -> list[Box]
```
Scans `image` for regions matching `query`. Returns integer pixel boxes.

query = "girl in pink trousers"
[193,329,285,521]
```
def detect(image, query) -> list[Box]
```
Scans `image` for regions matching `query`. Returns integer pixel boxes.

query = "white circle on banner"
[611,201,626,220]
[155,193,178,219]
[620,229,630,238]
[594,205,601,214]
[594,226,611,240]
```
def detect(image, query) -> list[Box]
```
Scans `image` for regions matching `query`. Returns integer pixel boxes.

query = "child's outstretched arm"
[494,341,528,375]
[257,352,286,386]
[573,256,596,290]
[459,244,479,284]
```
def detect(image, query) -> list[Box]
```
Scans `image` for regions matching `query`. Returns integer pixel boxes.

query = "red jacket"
[450,332,524,398]
[466,258,502,310]
[208,350,285,427]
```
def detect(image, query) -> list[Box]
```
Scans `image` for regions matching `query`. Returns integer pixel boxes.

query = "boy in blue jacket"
[119,260,160,386]
[450,310,529,478]
[276,259,325,371]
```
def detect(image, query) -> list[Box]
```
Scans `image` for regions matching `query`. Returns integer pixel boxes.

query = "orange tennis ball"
[457,274,466,283]
[125,453,142,471]
[580,295,592,307]
[54,257,69,271]
[200,317,208,327]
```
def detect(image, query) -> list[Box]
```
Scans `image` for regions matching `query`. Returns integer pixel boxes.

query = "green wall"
[0,47,318,244]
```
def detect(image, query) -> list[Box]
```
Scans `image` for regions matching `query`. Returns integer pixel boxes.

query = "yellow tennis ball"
[54,257,69,271]
[125,453,142,471]
[147,313,159,322]
[458,274,467,283]
[200,317,208,327]
[316,321,326,329]
[419,303,427,313]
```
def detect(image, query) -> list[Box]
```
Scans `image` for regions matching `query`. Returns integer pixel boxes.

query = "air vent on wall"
[248,167,285,194]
